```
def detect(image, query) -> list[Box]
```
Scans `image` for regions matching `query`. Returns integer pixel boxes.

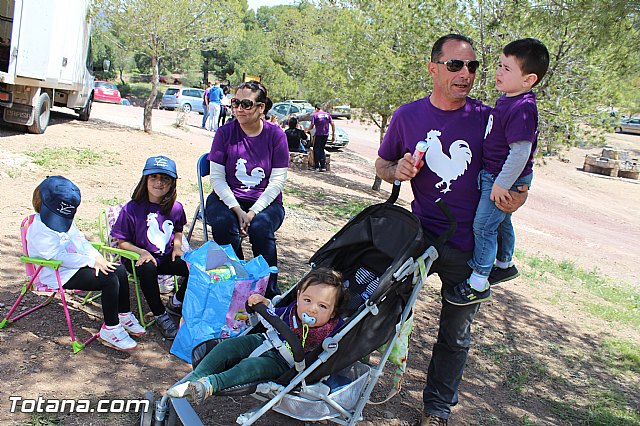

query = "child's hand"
[172,245,184,262]
[93,256,118,276]
[248,294,268,307]
[490,183,512,204]
[136,249,157,267]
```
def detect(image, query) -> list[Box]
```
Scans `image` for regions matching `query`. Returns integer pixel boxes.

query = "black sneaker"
[488,265,520,285]
[443,280,491,306]
[165,298,183,317]
[155,313,178,339]
[421,413,448,425]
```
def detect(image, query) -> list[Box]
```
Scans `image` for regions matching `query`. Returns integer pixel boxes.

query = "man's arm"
[375,153,418,183]
[330,122,336,141]
[495,185,529,213]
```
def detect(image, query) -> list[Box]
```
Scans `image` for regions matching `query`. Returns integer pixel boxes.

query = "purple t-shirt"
[311,111,333,136]
[483,91,538,177]
[208,119,289,204]
[110,199,187,265]
[378,96,491,252]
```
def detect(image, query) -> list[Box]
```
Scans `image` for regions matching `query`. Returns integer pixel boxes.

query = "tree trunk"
[143,55,159,133]
[371,114,389,191]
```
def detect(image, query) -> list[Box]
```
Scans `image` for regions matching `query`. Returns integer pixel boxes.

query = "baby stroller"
[142,181,456,426]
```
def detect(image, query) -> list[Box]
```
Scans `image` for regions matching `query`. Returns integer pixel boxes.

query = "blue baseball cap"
[39,176,81,233]
[142,155,178,179]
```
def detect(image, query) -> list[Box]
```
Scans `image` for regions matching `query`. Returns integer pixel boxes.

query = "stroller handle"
[246,301,305,364]
[386,180,402,204]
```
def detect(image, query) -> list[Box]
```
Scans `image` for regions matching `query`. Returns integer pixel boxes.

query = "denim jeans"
[313,135,328,169]
[467,169,533,276]
[422,240,481,419]
[205,194,285,297]
[206,103,221,131]
[201,105,208,128]
[190,334,289,392]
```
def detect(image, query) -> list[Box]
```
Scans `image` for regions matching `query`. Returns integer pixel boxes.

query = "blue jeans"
[201,105,208,128]
[205,194,285,297]
[467,169,533,276]
[422,240,481,419]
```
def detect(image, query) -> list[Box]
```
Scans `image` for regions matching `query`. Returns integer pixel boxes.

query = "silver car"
[160,87,205,114]
[614,117,640,135]
[300,120,349,150]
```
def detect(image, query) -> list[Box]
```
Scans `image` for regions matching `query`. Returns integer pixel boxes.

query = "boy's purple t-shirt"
[311,111,333,136]
[110,199,187,265]
[208,119,289,204]
[483,91,538,178]
[378,96,491,252]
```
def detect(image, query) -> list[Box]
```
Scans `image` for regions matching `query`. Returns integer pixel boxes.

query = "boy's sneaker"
[119,312,146,336]
[443,280,491,306]
[488,265,520,285]
[165,298,183,317]
[155,313,178,340]
[184,378,214,405]
[99,324,137,351]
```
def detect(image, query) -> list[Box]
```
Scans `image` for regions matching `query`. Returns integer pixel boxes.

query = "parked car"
[299,119,349,150]
[159,75,181,84]
[329,104,352,120]
[93,81,122,104]
[270,101,314,125]
[614,117,640,135]
[160,87,205,113]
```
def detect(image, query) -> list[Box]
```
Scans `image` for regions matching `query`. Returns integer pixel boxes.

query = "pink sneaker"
[99,324,137,351]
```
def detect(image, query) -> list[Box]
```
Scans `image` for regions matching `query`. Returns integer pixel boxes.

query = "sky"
[246,0,298,11]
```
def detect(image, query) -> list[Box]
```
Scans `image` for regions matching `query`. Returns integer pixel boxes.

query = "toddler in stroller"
[150,183,455,425]
[167,268,348,404]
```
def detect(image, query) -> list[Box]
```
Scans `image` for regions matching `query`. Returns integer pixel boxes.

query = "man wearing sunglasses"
[375,34,528,426]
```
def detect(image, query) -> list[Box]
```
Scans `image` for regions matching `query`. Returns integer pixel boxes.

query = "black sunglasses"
[435,59,480,74]
[230,98,263,110]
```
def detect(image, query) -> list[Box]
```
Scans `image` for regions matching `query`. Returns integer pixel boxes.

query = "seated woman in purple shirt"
[204,80,289,298]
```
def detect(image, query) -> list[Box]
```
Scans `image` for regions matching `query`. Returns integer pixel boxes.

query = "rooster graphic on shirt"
[422,130,473,193]
[235,158,266,190]
[146,212,173,255]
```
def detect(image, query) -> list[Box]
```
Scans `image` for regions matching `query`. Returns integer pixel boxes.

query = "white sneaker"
[99,324,137,351]
[119,312,146,336]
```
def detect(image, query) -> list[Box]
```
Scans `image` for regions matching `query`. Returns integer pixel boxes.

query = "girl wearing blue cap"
[111,156,189,340]
[27,176,145,351]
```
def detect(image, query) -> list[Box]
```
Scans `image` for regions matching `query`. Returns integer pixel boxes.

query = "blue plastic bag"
[170,241,273,363]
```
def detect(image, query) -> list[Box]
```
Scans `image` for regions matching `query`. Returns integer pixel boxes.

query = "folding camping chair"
[186,152,210,243]
[0,215,100,354]
[98,205,189,329]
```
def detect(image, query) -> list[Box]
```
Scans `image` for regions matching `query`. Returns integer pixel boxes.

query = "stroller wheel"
[139,390,154,426]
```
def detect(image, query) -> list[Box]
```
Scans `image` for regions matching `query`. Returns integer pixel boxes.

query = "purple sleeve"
[272,127,290,168]
[378,112,406,161]
[504,102,538,144]
[174,202,187,233]
[207,128,227,165]
[109,201,135,241]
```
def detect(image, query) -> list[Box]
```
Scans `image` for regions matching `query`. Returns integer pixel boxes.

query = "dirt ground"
[0,104,638,425]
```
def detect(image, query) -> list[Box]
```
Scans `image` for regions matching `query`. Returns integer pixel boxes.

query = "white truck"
[0,0,97,134]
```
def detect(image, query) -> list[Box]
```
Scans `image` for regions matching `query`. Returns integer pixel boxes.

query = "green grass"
[26,148,121,170]
[325,199,371,219]
[24,415,63,426]
[600,339,640,374]
[75,217,98,235]
[516,249,640,327]
[550,387,640,425]
[119,82,170,98]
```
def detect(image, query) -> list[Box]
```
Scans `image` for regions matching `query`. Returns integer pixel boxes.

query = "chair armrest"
[91,242,103,250]
[100,246,141,262]
[20,255,62,270]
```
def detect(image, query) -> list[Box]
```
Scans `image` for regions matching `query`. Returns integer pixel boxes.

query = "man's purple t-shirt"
[483,91,538,178]
[378,96,491,252]
[208,119,289,204]
[311,111,333,136]
[110,200,187,265]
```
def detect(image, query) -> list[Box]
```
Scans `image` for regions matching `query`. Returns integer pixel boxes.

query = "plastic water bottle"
[412,141,428,167]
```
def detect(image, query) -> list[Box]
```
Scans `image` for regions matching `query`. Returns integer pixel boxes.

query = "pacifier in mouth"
[301,312,317,325]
